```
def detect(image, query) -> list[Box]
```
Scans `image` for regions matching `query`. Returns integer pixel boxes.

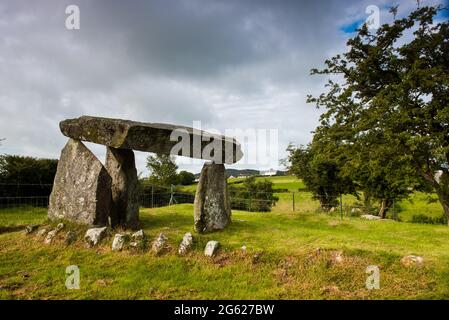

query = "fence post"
[340,194,343,220]
[292,192,295,211]
[151,185,154,208]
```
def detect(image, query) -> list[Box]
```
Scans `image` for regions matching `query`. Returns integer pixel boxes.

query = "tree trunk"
[420,169,449,226]
[378,199,390,219]
[435,187,449,226]
[364,192,372,212]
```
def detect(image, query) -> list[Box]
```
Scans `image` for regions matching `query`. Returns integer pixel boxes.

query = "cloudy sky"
[0,0,447,175]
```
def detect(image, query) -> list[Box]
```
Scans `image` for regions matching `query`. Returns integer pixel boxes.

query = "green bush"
[229,177,278,212]
[411,214,448,225]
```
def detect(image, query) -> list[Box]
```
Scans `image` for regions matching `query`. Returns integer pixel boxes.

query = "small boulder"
[331,251,344,264]
[178,232,193,255]
[129,229,145,248]
[36,228,48,237]
[112,234,127,251]
[44,223,64,244]
[361,214,382,221]
[401,255,424,267]
[25,225,39,235]
[204,240,220,257]
[84,227,107,247]
[152,233,168,254]
[64,230,77,245]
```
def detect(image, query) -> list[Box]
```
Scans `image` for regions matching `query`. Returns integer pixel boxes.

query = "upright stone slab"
[105,147,139,229]
[194,163,231,233]
[48,139,111,226]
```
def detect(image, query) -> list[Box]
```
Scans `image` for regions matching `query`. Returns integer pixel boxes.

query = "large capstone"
[48,139,112,226]
[60,115,243,164]
[105,147,139,229]
[194,163,231,233]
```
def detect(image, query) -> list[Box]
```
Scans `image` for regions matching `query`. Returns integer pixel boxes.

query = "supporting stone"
[48,139,112,226]
[105,147,139,229]
[194,162,231,233]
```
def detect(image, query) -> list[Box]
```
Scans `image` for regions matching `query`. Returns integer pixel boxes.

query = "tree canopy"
[290,5,449,220]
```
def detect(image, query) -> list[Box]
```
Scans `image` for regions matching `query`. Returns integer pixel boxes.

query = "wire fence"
[0,183,398,219]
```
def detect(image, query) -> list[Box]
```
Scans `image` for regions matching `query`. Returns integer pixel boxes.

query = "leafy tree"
[307,6,449,222]
[178,170,195,185]
[229,176,278,212]
[0,155,58,197]
[146,154,179,186]
[287,142,356,210]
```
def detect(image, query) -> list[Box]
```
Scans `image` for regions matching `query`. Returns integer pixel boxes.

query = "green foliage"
[411,214,448,225]
[0,155,57,184]
[306,6,449,219]
[229,176,278,212]
[286,144,356,210]
[145,154,179,187]
[0,155,57,197]
[178,170,195,186]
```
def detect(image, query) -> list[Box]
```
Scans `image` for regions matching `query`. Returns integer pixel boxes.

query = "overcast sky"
[0,0,447,175]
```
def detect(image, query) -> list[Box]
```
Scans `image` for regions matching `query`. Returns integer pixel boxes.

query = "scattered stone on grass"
[152,233,168,254]
[360,214,382,221]
[25,225,39,235]
[178,232,193,255]
[401,255,424,267]
[44,223,64,244]
[36,228,48,237]
[112,234,127,251]
[130,229,145,248]
[64,230,77,245]
[204,240,220,257]
[84,227,108,247]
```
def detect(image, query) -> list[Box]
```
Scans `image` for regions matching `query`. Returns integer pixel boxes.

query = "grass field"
[1,203,449,299]
[180,176,445,222]
[0,175,448,300]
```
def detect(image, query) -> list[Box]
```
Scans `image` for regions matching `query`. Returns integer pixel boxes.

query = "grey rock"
[85,227,108,247]
[25,225,39,235]
[129,229,145,248]
[151,233,168,254]
[44,223,65,244]
[194,163,231,233]
[401,255,424,267]
[204,240,220,257]
[48,139,112,226]
[178,232,193,255]
[59,115,243,164]
[105,147,139,229]
[360,214,382,221]
[64,230,77,245]
[112,234,127,251]
[36,228,48,237]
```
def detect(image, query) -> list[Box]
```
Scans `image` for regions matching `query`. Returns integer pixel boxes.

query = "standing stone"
[105,147,139,229]
[48,139,112,226]
[194,163,231,233]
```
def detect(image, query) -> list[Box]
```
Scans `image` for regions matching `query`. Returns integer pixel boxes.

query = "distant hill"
[194,168,285,178]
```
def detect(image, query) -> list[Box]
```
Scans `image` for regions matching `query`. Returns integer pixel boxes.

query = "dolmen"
[48,115,243,232]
